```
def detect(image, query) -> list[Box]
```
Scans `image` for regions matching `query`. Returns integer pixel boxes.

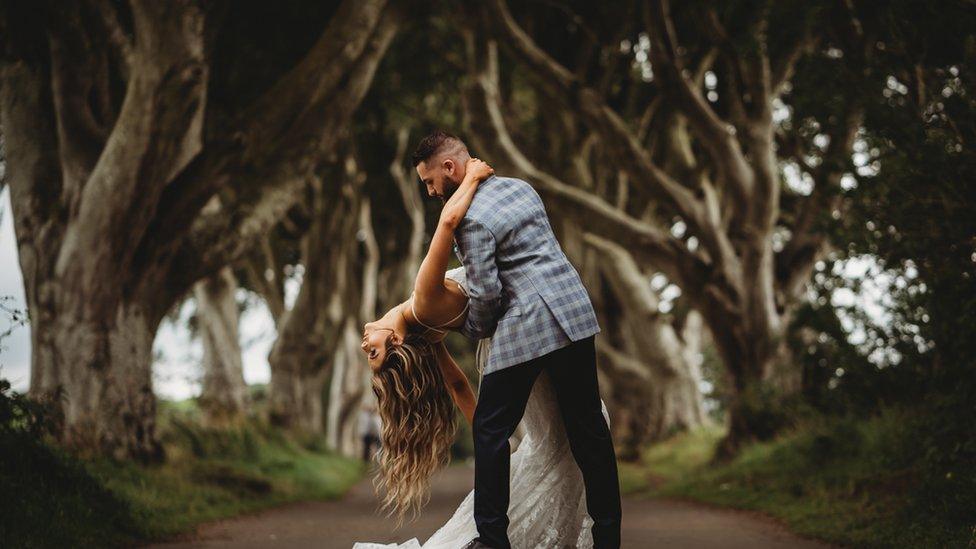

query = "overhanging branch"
[485,0,740,283]
[143,8,399,322]
[645,0,755,208]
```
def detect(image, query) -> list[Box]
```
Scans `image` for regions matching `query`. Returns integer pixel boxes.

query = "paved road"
[149,464,833,548]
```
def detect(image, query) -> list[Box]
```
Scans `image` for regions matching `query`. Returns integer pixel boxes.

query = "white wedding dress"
[354,267,609,549]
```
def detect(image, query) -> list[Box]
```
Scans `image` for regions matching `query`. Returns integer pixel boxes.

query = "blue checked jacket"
[452,174,600,374]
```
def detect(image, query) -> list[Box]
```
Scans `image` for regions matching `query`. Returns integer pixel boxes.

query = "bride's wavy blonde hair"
[371,335,457,524]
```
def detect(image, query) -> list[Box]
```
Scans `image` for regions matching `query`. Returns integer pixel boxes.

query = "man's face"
[416,157,463,202]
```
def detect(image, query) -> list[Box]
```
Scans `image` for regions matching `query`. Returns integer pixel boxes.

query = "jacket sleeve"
[455,218,503,339]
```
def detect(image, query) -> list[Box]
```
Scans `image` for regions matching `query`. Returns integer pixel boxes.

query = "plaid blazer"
[453,174,600,374]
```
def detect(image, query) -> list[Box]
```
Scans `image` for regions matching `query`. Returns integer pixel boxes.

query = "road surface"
[149,464,833,548]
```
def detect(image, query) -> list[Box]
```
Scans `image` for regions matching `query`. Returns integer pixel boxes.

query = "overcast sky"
[1,187,30,393]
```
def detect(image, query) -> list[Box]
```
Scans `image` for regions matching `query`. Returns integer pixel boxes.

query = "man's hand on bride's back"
[466,157,494,182]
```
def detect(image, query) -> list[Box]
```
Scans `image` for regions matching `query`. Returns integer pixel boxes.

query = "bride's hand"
[465,157,494,182]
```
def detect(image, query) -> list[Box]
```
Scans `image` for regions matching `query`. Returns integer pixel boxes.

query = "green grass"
[90,425,362,540]
[0,398,363,548]
[1,431,142,547]
[616,461,651,496]
[625,410,976,548]
[617,425,725,495]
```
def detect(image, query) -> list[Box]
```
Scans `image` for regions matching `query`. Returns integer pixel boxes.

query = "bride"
[356,158,607,548]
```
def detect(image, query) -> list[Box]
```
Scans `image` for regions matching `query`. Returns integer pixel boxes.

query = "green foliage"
[0,295,28,351]
[0,386,363,548]
[728,382,820,444]
[794,0,976,409]
[617,425,726,495]
[0,379,140,548]
[96,400,363,542]
[781,10,976,504]
[638,398,976,548]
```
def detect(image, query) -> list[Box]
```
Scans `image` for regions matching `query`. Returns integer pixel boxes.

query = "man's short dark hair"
[411,130,467,167]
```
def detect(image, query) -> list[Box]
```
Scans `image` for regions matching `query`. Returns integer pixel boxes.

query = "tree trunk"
[267,173,353,433]
[326,319,369,455]
[326,190,379,457]
[465,7,863,456]
[193,265,249,427]
[382,126,427,306]
[269,367,330,433]
[584,233,710,456]
[2,0,398,459]
[31,297,162,461]
[268,149,378,439]
[676,311,710,426]
[709,325,787,460]
[638,312,712,439]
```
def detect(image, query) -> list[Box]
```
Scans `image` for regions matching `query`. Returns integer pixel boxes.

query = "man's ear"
[442,158,455,176]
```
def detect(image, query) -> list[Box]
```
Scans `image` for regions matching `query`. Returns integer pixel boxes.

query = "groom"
[413,131,622,549]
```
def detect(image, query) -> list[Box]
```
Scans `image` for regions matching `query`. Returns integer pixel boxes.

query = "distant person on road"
[358,403,382,463]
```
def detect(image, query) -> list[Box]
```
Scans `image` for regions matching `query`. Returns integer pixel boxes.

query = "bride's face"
[361,323,400,371]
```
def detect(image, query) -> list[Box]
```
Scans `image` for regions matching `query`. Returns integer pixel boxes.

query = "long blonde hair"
[371,335,457,524]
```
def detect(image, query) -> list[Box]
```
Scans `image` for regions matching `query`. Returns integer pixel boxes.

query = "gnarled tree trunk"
[326,179,380,456]
[31,298,161,460]
[1,0,398,459]
[326,319,370,455]
[586,233,710,457]
[462,39,710,457]
[193,265,249,427]
[269,146,379,444]
[268,172,358,433]
[5,0,208,461]
[466,1,863,456]
[380,126,428,306]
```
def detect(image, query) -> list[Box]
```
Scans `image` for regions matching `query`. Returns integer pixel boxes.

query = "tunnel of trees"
[0,2,973,543]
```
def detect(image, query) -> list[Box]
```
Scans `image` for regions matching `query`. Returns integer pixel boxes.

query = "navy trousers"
[472,336,622,548]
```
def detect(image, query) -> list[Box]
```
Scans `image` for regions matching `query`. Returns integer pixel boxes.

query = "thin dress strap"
[411,296,469,334]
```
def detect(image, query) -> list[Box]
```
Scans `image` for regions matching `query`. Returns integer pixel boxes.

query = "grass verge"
[625,408,974,548]
[1,398,363,548]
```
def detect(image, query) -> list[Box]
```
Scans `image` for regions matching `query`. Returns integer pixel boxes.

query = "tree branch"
[486,1,693,209]
[586,232,695,380]
[776,104,863,303]
[464,40,695,285]
[144,7,399,323]
[0,56,68,275]
[244,231,286,325]
[389,126,426,297]
[644,0,755,207]
[91,0,133,78]
[133,0,392,289]
[46,2,111,195]
[596,341,651,381]
[53,0,209,320]
[485,1,741,283]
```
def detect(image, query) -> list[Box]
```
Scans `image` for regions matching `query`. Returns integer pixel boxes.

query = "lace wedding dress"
[353,268,609,549]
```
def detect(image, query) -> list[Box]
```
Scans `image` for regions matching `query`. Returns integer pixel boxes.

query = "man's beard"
[440,176,463,202]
